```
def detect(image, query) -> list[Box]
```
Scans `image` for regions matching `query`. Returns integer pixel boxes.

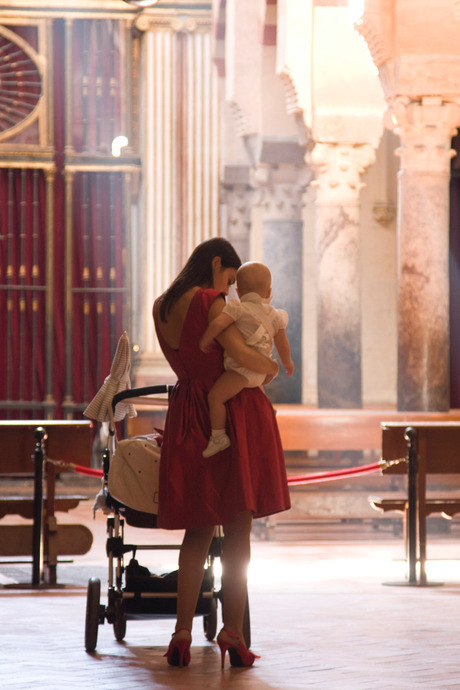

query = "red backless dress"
[153,288,291,529]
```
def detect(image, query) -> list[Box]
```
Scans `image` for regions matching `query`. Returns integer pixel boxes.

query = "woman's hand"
[217,324,277,376]
[263,360,279,385]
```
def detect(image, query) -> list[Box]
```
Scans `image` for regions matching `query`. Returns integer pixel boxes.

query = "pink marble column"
[392,98,460,411]
[312,142,376,408]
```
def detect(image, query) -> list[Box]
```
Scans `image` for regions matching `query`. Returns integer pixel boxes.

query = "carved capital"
[388,97,460,173]
[250,165,311,221]
[220,184,252,239]
[43,168,56,184]
[310,143,376,204]
[257,183,305,221]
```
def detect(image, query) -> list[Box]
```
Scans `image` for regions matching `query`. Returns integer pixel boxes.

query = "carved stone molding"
[395,54,460,99]
[310,142,376,204]
[134,12,211,33]
[453,0,460,21]
[228,100,248,138]
[353,13,391,69]
[372,202,396,226]
[388,97,460,173]
[278,67,302,116]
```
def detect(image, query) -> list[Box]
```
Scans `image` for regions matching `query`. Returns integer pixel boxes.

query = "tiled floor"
[2,500,460,689]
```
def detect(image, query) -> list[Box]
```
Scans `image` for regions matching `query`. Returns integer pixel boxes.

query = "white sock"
[211,428,227,439]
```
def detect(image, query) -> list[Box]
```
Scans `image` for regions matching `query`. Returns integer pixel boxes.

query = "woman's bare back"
[156,287,200,350]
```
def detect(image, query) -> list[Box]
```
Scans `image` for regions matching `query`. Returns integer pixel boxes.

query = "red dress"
[153,288,291,529]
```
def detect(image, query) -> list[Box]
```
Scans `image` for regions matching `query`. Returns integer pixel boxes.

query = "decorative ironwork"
[0,30,42,136]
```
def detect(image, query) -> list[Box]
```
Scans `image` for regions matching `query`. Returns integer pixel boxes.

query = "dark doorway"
[449,134,460,407]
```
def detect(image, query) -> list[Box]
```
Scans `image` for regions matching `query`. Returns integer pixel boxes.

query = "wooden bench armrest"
[369,496,460,518]
[0,495,89,520]
[368,496,407,513]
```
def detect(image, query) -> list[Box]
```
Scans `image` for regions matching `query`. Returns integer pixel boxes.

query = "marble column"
[311,142,376,408]
[131,12,220,385]
[255,167,309,403]
[391,97,460,411]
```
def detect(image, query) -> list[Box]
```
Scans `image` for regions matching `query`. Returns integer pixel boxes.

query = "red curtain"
[0,169,47,413]
[70,171,126,408]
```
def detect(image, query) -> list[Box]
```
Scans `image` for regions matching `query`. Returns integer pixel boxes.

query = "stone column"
[390,97,460,411]
[220,166,253,263]
[254,165,309,403]
[311,142,376,408]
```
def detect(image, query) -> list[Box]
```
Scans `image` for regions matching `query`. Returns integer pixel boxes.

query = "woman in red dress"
[153,237,290,668]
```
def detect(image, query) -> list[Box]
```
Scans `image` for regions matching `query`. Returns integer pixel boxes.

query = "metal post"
[404,427,418,584]
[32,426,47,586]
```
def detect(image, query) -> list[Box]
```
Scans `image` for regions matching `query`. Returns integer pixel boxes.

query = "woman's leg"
[175,524,216,636]
[221,510,253,643]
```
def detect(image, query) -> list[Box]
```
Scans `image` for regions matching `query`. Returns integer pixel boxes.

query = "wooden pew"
[380,422,460,585]
[127,402,460,530]
[273,406,460,452]
[0,421,94,585]
[275,407,460,523]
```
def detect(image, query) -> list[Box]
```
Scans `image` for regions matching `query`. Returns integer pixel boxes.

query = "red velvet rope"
[287,462,381,486]
[67,461,383,484]
[73,465,105,477]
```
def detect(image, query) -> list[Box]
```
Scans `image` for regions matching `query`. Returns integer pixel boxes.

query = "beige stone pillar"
[220,166,253,263]
[311,142,376,408]
[389,97,460,411]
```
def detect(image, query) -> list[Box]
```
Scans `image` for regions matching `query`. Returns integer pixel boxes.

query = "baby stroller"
[84,384,251,653]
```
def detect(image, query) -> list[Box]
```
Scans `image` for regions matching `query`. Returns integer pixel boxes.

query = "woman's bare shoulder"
[207,293,226,321]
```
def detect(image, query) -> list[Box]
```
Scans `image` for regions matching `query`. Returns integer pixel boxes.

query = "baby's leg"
[203,371,248,458]
[208,370,248,430]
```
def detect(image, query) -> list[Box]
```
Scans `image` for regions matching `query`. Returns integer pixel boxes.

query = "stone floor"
[2,500,460,690]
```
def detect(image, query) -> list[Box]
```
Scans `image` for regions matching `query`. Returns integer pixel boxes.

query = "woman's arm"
[217,324,279,378]
[207,295,278,378]
[200,312,234,352]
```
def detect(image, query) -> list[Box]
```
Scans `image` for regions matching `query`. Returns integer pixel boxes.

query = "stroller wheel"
[85,577,101,652]
[203,596,217,641]
[113,598,127,642]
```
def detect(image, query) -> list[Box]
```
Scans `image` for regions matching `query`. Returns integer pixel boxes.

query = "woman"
[153,237,290,668]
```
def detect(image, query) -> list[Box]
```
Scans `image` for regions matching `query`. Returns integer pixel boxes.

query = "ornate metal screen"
[0,14,139,419]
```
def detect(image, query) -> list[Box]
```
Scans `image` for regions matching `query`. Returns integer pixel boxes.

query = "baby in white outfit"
[200,261,294,457]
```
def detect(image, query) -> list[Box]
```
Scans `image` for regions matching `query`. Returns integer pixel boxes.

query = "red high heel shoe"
[217,627,260,668]
[164,627,191,667]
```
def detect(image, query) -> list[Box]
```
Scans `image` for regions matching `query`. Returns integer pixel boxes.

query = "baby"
[200,261,294,457]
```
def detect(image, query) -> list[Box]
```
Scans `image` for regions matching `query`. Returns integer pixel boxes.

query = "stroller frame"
[84,385,250,653]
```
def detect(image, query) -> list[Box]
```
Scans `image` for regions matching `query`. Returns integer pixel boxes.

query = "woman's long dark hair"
[159,237,241,322]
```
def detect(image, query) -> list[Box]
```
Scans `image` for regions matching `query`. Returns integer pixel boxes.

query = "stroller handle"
[112,385,174,412]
